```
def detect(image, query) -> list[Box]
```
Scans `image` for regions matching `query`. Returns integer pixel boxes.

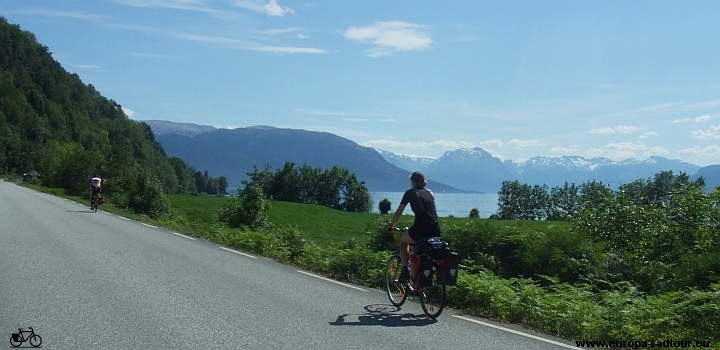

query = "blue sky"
[2,0,720,166]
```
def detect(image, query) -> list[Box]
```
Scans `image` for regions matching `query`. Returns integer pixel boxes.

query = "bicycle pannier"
[435,251,459,285]
[417,254,434,288]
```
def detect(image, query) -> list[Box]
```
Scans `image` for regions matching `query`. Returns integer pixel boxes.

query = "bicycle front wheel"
[419,269,446,319]
[385,254,407,307]
[29,335,42,347]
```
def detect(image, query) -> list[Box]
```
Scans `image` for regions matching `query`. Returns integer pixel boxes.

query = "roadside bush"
[218,184,269,230]
[127,173,171,218]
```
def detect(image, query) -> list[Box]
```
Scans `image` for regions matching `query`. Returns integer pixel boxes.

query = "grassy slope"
[166,194,568,246]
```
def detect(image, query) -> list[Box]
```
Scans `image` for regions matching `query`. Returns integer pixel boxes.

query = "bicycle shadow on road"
[67,210,96,213]
[329,304,437,327]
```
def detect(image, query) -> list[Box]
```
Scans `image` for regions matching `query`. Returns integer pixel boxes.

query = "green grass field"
[165,194,569,247]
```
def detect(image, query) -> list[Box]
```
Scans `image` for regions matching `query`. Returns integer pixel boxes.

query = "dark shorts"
[408,222,441,242]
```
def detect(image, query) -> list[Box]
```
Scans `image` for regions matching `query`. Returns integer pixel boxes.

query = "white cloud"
[589,127,615,134]
[589,125,637,134]
[362,139,480,151]
[678,145,720,158]
[176,32,325,53]
[122,107,136,117]
[551,146,578,154]
[673,115,712,123]
[235,0,294,17]
[507,139,541,149]
[116,0,229,14]
[691,125,720,139]
[265,0,294,16]
[297,34,309,39]
[479,139,504,148]
[585,141,649,159]
[615,125,638,133]
[70,64,101,69]
[343,21,433,57]
[638,131,658,139]
[214,125,239,129]
[696,115,712,123]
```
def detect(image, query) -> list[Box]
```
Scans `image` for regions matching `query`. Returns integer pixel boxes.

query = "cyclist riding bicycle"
[90,174,101,208]
[385,171,441,283]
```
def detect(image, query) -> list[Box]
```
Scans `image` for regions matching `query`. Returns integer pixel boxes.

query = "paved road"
[0,181,575,349]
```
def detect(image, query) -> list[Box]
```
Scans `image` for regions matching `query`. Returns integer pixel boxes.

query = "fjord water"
[370,192,498,218]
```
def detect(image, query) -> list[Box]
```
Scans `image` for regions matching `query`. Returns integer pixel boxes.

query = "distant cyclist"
[385,171,441,283]
[90,174,101,207]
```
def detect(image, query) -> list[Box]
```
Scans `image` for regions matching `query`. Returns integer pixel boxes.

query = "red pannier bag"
[435,251,459,285]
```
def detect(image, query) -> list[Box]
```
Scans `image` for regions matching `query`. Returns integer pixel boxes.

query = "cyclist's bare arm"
[386,203,406,232]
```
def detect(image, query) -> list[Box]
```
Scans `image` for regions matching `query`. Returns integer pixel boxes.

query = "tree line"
[493,170,719,293]
[242,162,373,213]
[495,171,706,221]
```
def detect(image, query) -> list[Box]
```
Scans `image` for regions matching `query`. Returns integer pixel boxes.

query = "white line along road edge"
[219,247,257,259]
[142,223,157,228]
[452,315,575,349]
[296,270,367,292]
[171,232,196,240]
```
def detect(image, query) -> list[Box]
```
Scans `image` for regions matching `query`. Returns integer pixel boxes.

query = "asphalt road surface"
[0,181,575,349]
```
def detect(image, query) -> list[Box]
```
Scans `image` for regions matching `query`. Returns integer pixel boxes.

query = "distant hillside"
[143,120,216,137]
[155,127,466,193]
[691,165,720,191]
[0,17,207,197]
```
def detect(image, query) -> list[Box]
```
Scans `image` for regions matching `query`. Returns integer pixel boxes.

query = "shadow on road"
[329,304,437,327]
[67,210,95,213]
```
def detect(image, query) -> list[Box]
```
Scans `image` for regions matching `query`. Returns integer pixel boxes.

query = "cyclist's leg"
[399,229,416,267]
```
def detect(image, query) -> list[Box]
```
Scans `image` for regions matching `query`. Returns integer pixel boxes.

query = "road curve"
[0,181,574,349]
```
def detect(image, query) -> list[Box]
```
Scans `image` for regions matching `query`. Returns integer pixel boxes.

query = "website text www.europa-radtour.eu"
[575,339,712,348]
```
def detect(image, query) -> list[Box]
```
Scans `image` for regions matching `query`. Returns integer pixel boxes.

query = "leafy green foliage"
[378,198,391,214]
[127,173,171,218]
[469,207,479,218]
[0,17,232,226]
[218,185,269,230]
[244,162,372,212]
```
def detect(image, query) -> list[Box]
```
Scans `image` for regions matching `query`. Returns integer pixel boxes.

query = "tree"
[379,198,392,214]
[547,182,580,221]
[218,184,268,230]
[469,207,479,218]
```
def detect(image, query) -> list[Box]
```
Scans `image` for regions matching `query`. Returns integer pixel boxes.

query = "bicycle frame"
[12,328,35,342]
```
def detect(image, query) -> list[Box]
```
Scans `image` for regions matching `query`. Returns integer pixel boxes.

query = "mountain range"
[146,121,465,193]
[145,120,720,193]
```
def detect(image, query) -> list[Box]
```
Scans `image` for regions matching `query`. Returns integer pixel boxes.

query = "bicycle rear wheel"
[385,254,407,307]
[419,268,446,318]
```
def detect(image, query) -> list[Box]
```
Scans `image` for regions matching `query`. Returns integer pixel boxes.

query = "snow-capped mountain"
[373,149,435,172]
[379,149,704,192]
[504,155,700,188]
[377,147,514,193]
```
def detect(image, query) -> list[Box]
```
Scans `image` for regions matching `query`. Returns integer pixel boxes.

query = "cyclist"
[385,171,441,283]
[90,174,101,208]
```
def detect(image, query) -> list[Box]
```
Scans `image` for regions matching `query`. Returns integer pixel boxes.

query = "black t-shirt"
[400,187,439,226]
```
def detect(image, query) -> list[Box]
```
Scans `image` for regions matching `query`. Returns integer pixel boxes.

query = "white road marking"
[102,211,111,215]
[219,247,257,259]
[142,223,157,228]
[296,270,367,292]
[452,315,575,349]
[118,216,131,221]
[171,232,196,240]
